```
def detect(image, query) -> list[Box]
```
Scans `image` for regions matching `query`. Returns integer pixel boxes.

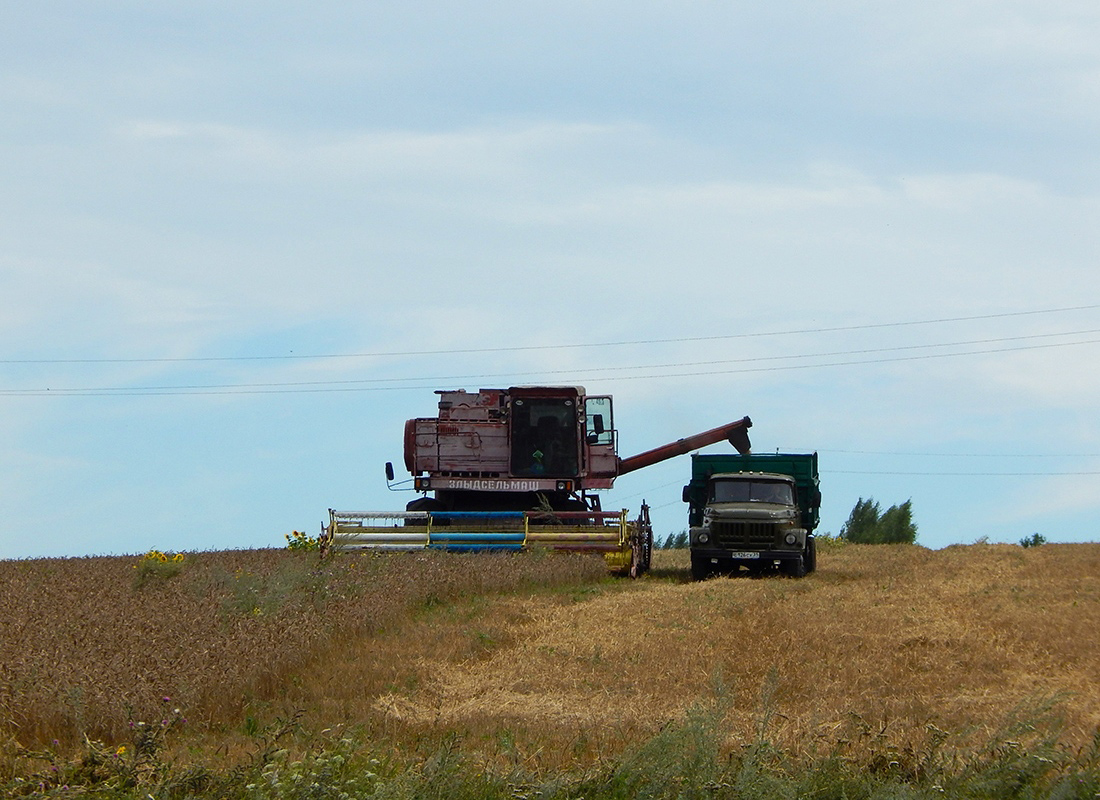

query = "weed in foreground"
[132,549,186,588]
[5,697,1100,799]
[8,699,203,798]
[285,531,321,552]
[604,696,729,798]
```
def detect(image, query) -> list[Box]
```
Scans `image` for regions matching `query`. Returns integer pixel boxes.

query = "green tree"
[661,530,689,549]
[839,497,881,543]
[839,497,917,544]
[879,500,917,544]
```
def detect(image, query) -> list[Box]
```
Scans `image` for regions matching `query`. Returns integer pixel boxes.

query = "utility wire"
[616,453,1100,503]
[4,328,1099,397]
[3,303,1098,365]
[830,470,1100,476]
[824,449,1100,458]
[617,466,1100,515]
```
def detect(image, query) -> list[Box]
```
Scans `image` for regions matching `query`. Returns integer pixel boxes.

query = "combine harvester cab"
[321,386,748,577]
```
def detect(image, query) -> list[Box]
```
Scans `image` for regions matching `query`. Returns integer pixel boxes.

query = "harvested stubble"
[0,548,607,748]
[333,541,1100,770]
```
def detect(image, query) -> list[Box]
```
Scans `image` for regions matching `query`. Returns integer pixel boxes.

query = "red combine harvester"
[322,386,751,576]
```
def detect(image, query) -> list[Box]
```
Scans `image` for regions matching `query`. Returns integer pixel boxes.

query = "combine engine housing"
[404,386,618,511]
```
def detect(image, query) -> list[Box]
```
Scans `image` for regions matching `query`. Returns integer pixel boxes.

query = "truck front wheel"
[782,554,807,578]
[690,553,712,581]
[805,535,817,573]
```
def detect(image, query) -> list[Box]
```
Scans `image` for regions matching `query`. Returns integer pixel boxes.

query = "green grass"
[9,693,1099,799]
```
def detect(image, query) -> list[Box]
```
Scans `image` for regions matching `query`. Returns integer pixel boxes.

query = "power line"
[824,449,1100,458]
[3,303,1098,365]
[4,331,1099,396]
[612,480,686,504]
[636,468,1100,513]
[606,464,1099,517]
[831,470,1100,476]
[608,451,1100,507]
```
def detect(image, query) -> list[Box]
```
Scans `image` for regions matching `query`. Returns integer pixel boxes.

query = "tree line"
[659,496,919,548]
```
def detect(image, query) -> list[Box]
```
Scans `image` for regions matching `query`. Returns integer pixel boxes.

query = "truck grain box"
[682,452,820,580]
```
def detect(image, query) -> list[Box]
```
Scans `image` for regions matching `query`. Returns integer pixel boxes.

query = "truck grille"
[711,521,779,549]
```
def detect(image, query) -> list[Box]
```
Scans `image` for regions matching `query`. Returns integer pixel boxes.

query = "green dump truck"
[682,452,820,580]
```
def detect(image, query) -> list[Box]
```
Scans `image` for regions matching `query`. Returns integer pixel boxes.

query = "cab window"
[584,396,613,446]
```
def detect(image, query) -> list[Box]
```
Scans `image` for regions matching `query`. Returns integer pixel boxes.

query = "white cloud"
[114,117,626,180]
[2,1,1099,557]
[995,469,1100,525]
[898,173,1052,212]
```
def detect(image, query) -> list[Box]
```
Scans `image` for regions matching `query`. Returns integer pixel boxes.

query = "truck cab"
[683,453,820,580]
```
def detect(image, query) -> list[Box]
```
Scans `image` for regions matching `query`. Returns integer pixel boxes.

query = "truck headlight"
[697,532,709,544]
[784,532,797,545]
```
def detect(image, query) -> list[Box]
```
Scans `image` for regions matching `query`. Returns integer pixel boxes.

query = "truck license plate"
[729,551,760,559]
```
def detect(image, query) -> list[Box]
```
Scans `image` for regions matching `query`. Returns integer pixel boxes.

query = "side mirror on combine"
[682,485,691,503]
[385,462,395,482]
[587,414,607,444]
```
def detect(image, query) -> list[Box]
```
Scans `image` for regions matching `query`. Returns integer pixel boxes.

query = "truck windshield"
[711,480,793,505]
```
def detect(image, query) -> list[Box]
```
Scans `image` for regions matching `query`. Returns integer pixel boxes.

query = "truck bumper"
[691,547,802,563]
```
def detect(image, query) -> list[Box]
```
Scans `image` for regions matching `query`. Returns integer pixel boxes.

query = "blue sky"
[2,2,1099,559]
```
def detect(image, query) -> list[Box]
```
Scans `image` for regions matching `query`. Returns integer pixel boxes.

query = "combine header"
[324,508,646,575]
[321,386,750,576]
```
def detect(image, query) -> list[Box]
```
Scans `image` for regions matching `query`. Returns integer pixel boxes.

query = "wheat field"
[300,541,1100,770]
[2,540,1098,780]
[0,547,606,748]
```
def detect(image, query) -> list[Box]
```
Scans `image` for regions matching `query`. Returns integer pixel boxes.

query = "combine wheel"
[630,503,654,577]
[405,497,445,512]
[405,496,446,526]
